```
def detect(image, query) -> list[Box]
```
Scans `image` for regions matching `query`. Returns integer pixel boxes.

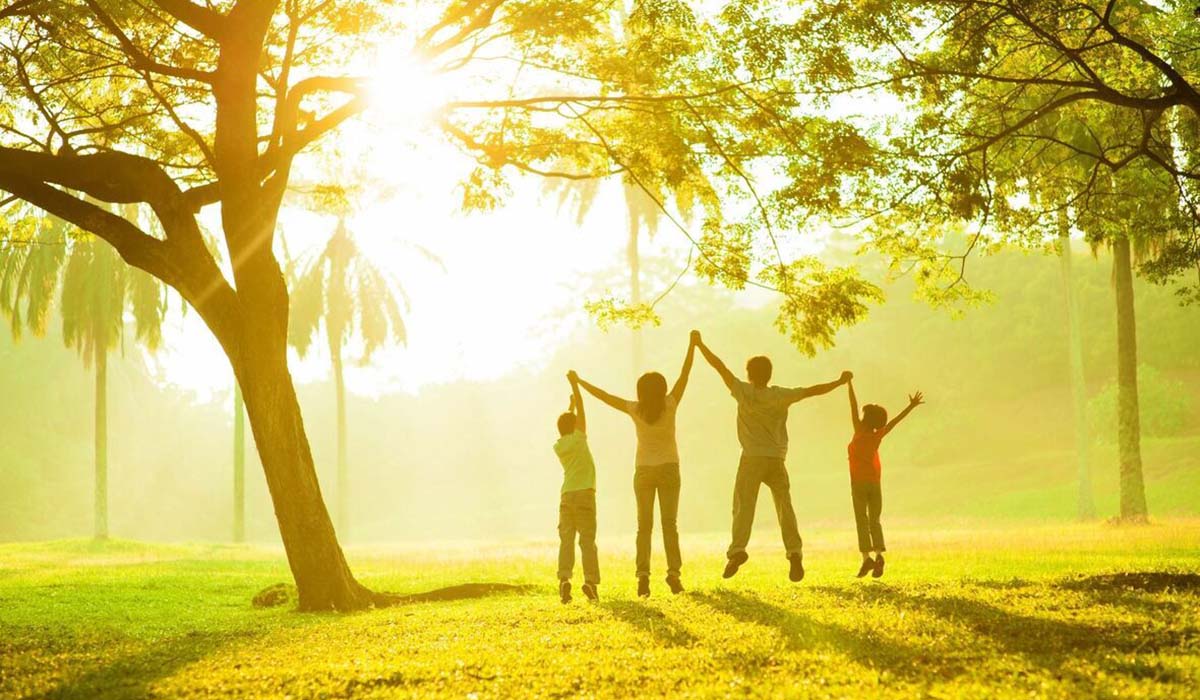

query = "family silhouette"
[553,330,923,603]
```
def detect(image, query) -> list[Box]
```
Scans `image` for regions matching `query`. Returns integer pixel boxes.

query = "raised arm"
[695,334,737,390]
[795,371,853,403]
[570,371,632,414]
[883,391,924,435]
[670,331,699,403]
[848,378,861,431]
[569,374,586,433]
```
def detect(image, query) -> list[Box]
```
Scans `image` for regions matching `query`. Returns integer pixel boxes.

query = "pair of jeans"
[633,463,681,578]
[727,455,803,558]
[557,489,599,584]
[851,481,885,553]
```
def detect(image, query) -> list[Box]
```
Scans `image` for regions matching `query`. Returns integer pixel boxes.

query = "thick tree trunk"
[212,202,380,609]
[233,331,379,611]
[1057,220,1095,520]
[1112,237,1149,521]
[626,195,643,374]
[233,381,246,543]
[94,344,108,541]
[332,345,348,537]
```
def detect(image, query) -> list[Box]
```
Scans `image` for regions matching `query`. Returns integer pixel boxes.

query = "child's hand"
[567,370,579,385]
[840,370,853,384]
[908,391,924,407]
[690,330,702,346]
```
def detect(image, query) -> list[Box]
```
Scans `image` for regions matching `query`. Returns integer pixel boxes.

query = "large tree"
[0,1,880,609]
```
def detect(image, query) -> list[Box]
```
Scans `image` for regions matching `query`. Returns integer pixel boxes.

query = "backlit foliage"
[779,0,1200,304]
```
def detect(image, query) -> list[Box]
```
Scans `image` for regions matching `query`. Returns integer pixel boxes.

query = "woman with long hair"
[571,330,698,597]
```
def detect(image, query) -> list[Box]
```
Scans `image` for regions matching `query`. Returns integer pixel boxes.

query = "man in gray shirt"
[695,332,851,582]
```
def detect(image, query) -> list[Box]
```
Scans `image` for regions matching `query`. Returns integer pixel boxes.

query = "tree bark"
[233,325,379,611]
[1112,236,1149,521]
[94,343,108,541]
[1057,219,1095,520]
[233,380,246,543]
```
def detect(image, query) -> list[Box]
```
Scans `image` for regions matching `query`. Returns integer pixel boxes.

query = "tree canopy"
[775,0,1200,303]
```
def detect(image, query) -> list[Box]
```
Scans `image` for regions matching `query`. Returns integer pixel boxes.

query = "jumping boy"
[553,373,600,603]
[846,379,923,578]
[694,332,851,582]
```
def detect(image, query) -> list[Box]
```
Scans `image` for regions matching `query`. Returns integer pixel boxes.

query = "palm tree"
[232,381,246,542]
[1055,212,1095,520]
[288,216,413,537]
[618,182,661,372]
[1,214,165,539]
[548,177,661,371]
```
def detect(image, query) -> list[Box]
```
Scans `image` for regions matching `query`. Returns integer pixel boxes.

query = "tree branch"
[83,0,216,83]
[148,0,226,40]
[0,174,173,281]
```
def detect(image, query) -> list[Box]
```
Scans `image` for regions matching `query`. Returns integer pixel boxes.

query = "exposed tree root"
[373,583,534,607]
[255,582,533,610]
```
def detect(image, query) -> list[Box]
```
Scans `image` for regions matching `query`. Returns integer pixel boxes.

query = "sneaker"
[872,555,885,579]
[582,583,598,602]
[856,558,875,578]
[637,576,650,598]
[723,551,749,579]
[788,553,805,583]
[559,580,572,604]
[666,576,684,595]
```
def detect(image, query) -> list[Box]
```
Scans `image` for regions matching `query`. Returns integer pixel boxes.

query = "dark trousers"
[727,455,803,558]
[633,463,681,578]
[558,489,599,584]
[851,481,885,553]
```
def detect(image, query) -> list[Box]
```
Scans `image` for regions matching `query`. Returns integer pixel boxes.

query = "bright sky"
[146,131,696,400]
[143,27,791,403]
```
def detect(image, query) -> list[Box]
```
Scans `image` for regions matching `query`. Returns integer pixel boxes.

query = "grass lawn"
[1,522,1199,699]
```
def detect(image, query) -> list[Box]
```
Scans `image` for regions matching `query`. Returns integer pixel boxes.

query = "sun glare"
[365,44,449,129]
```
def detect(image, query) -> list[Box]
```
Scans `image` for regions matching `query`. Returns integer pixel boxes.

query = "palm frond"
[288,259,327,357]
[127,265,166,352]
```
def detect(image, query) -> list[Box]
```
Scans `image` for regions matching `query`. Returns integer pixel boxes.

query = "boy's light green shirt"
[553,430,596,493]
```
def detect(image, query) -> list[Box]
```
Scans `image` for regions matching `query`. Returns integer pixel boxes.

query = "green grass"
[1,523,1199,699]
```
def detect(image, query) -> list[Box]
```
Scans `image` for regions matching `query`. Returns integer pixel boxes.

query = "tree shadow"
[49,583,535,698]
[1058,571,1200,594]
[254,582,535,609]
[603,599,697,648]
[391,582,535,604]
[48,628,267,699]
[818,585,1193,688]
[692,590,945,681]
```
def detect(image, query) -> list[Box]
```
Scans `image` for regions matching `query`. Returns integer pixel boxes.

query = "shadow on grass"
[253,582,535,608]
[48,629,267,700]
[1058,571,1200,594]
[603,600,697,648]
[394,583,535,604]
[819,585,1192,687]
[692,590,944,681]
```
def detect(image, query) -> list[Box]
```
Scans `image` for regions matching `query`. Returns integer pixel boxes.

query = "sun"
[365,44,451,131]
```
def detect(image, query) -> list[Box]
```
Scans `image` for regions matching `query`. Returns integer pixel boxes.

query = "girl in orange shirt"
[847,379,923,578]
